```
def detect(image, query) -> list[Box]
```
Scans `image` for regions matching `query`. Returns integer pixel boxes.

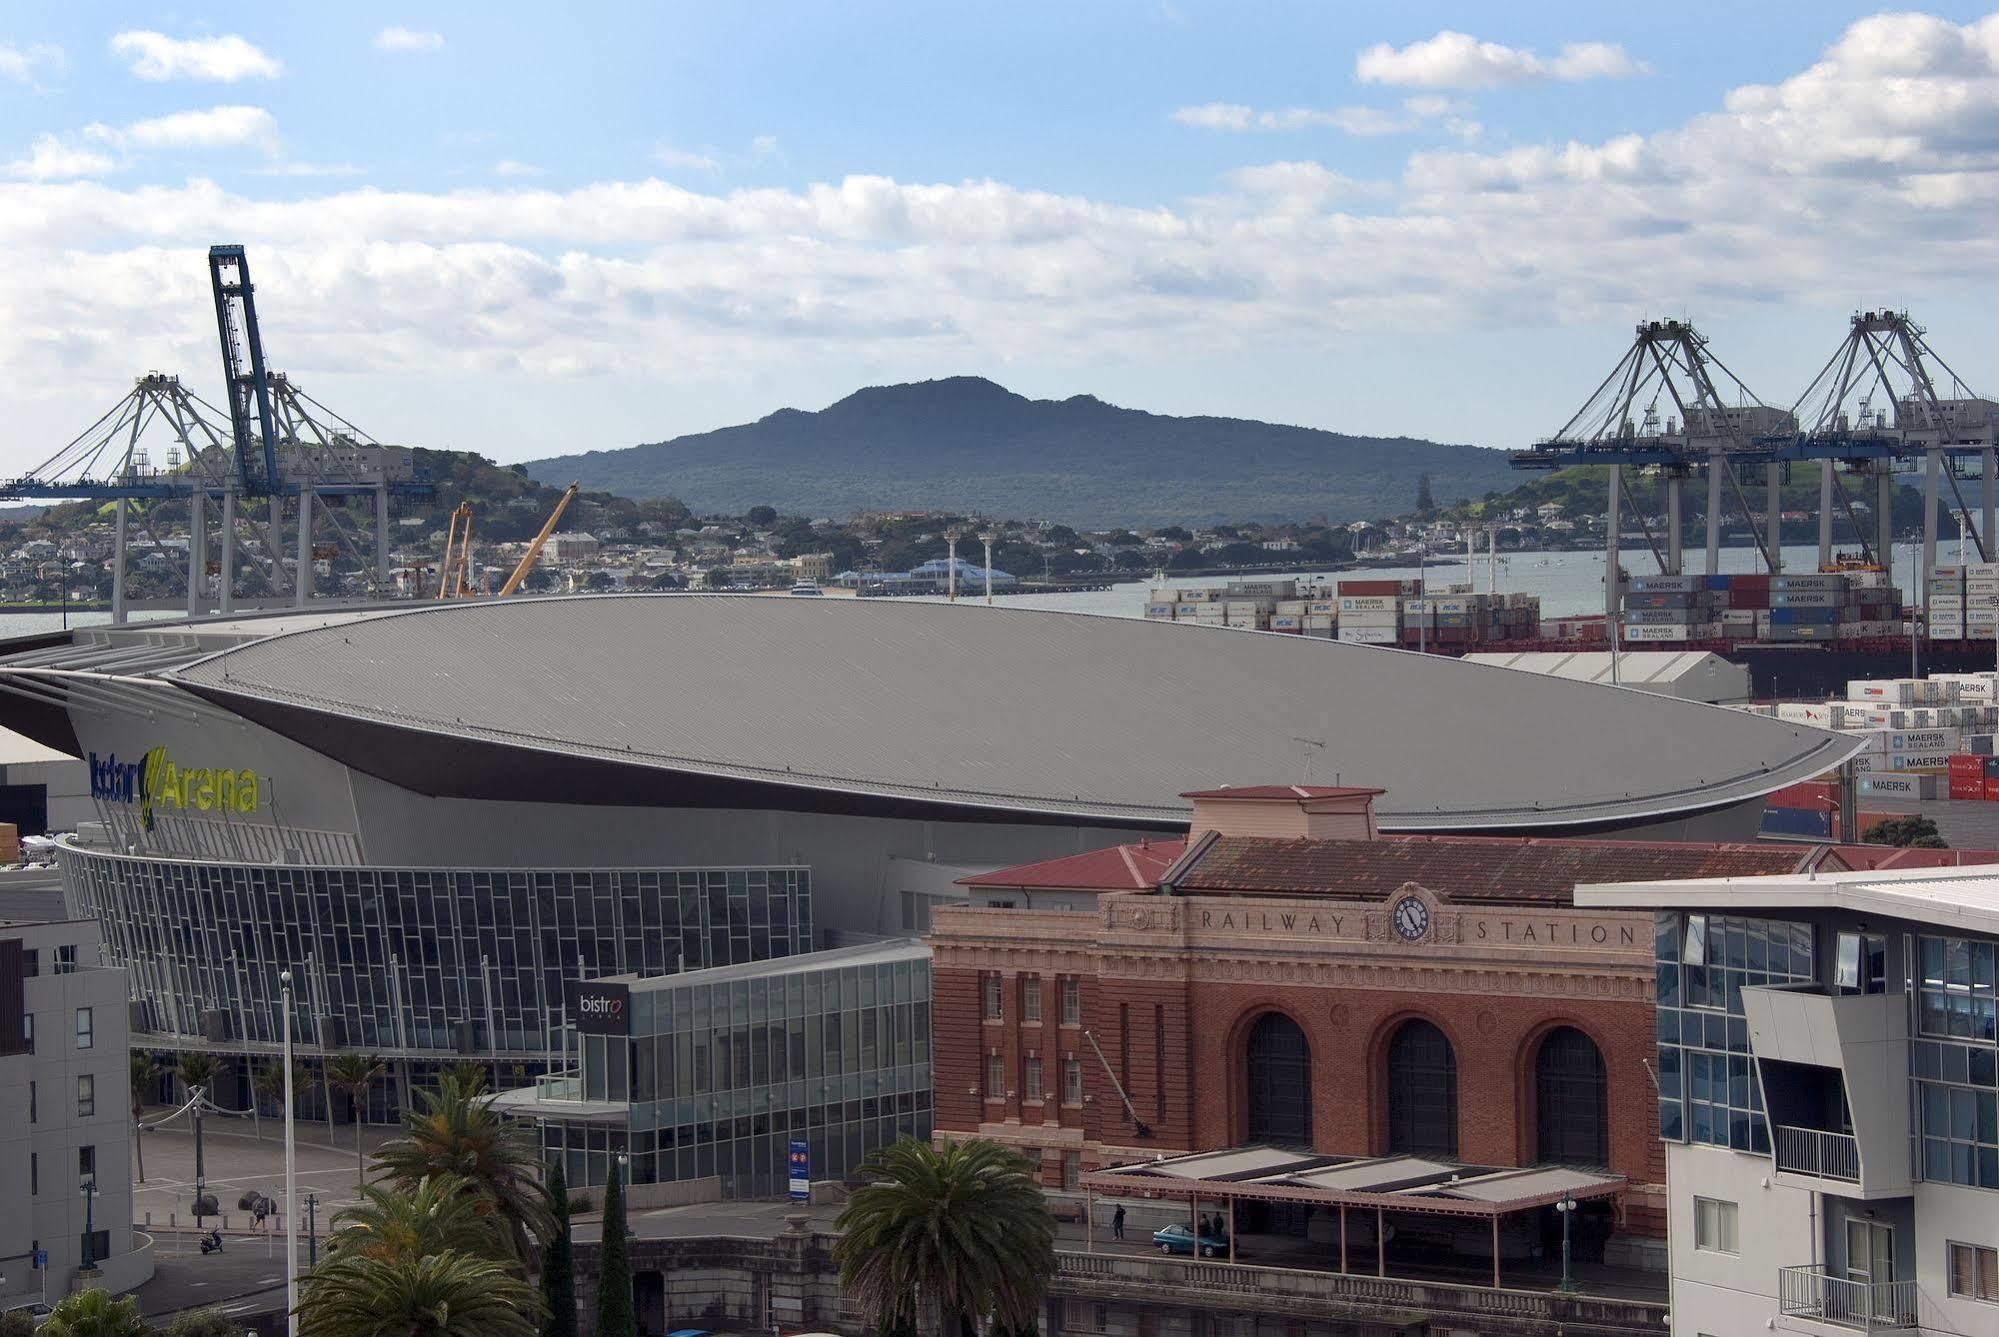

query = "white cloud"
[110,31,282,82]
[1172,97,1475,138]
[87,106,282,156]
[749,134,785,164]
[1356,30,1645,89]
[6,134,115,181]
[494,159,541,178]
[654,145,720,173]
[257,162,362,178]
[0,42,65,86]
[0,13,1995,443]
[375,28,444,53]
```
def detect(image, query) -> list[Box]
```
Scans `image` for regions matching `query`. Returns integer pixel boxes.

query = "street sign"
[33,1251,46,1268]
[787,1139,809,1202]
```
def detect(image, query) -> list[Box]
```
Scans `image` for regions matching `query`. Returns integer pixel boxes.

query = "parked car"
[1152,1222,1234,1258]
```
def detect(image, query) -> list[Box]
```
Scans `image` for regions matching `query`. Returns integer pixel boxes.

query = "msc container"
[1179,588,1215,603]
[1144,604,1176,619]
[1176,604,1202,617]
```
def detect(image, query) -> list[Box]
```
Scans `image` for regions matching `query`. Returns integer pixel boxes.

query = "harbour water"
[992,542,1921,620]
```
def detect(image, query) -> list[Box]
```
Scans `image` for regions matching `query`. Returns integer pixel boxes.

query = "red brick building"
[928,786,1828,1249]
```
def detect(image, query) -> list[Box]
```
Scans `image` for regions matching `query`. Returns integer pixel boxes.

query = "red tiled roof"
[957,839,1189,892]
[1172,834,1814,905]
[1179,785,1385,800]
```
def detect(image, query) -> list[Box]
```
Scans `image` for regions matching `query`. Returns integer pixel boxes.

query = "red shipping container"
[1951,777,1986,800]
[1952,754,1987,780]
[1339,580,1403,596]
[1767,781,1838,810]
[1985,780,1999,802]
[1731,575,1773,588]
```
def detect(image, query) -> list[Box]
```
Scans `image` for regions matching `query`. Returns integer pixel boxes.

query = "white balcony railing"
[1778,1265,1916,1331]
[1775,1125,1861,1182]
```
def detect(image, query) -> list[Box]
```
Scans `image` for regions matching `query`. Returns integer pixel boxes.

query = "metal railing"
[1775,1124,1861,1182]
[1778,1265,1916,1331]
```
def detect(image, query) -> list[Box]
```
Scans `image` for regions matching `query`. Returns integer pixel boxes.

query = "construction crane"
[499,483,579,596]
[437,503,474,599]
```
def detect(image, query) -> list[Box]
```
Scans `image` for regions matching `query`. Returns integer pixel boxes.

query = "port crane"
[1513,312,1998,629]
[0,245,437,621]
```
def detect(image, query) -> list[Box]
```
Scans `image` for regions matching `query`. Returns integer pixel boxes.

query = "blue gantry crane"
[0,245,436,621]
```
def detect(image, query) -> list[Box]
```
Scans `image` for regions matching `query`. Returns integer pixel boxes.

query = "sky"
[3,2,1999,476]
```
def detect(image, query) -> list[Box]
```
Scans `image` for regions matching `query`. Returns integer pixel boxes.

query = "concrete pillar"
[1666,474,1683,576]
[294,488,312,609]
[1605,463,1622,626]
[1766,461,1783,573]
[1706,455,1723,575]
[220,487,236,616]
[111,498,129,625]
[1923,449,1941,608]
[187,490,206,618]
[1879,468,1895,580]
[1984,449,1996,562]
[375,484,391,587]
[1819,461,1835,572]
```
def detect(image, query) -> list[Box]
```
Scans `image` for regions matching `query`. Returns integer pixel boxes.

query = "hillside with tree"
[524,376,1516,528]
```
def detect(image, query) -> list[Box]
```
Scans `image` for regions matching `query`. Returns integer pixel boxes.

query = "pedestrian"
[1111,1204,1126,1241]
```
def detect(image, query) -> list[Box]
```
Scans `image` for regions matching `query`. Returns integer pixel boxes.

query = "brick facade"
[931,884,1668,1237]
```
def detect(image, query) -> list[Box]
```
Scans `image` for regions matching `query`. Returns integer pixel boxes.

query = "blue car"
[1152,1222,1232,1257]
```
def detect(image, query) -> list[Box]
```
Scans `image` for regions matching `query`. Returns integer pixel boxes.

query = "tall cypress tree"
[541,1160,578,1337]
[595,1160,634,1337]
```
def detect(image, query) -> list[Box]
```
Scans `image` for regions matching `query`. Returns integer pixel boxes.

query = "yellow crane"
[499,482,579,597]
[436,502,474,599]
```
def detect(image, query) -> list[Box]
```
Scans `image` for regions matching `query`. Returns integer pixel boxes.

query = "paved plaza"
[131,1106,396,1235]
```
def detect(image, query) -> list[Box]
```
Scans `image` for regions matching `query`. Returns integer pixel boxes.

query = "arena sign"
[89,745,261,823]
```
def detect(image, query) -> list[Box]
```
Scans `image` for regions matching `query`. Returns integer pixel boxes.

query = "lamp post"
[1554,1193,1579,1293]
[281,969,299,1337]
[80,1173,98,1273]
[305,1192,319,1268]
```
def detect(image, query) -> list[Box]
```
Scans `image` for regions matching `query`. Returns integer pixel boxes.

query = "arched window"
[1387,1020,1458,1157]
[1246,1012,1312,1144]
[1535,1027,1609,1167]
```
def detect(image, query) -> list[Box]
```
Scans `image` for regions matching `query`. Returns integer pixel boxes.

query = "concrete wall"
[1664,1142,1814,1337]
[1911,1181,1999,1335]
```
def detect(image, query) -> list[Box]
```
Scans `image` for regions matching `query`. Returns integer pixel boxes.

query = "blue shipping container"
[1761,805,1833,838]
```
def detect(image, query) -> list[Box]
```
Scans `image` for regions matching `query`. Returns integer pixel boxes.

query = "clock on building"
[1391,895,1430,942]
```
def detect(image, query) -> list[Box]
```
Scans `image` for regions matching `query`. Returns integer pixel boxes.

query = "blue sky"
[3,3,1999,479]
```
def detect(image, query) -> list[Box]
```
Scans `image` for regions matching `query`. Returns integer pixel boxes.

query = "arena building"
[0,595,1853,1113]
[928,784,1887,1278]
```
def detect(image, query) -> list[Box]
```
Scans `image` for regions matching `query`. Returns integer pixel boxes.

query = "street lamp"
[1554,1194,1579,1294]
[79,1173,98,1274]
[281,969,299,1337]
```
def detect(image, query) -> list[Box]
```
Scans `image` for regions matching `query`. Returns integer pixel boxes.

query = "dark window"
[77,1145,94,1181]
[1387,1020,1458,1157]
[1535,1027,1609,1167]
[1246,1012,1312,1145]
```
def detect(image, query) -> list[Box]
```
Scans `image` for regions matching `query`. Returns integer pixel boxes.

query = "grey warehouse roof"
[146,593,1856,830]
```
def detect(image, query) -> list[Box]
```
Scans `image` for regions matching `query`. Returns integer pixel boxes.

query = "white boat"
[789,580,824,596]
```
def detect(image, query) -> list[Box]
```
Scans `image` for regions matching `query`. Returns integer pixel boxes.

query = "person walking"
[1112,1204,1126,1241]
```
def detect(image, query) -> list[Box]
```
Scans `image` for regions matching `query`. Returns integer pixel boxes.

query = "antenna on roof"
[1291,736,1326,784]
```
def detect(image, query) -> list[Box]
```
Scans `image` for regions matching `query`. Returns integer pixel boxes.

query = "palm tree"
[41,1287,149,1336]
[374,1068,552,1258]
[254,1056,310,1129]
[328,1175,510,1264]
[175,1050,223,1099]
[326,1052,389,1188]
[295,1250,543,1336]
[128,1053,161,1183]
[834,1137,1057,1337]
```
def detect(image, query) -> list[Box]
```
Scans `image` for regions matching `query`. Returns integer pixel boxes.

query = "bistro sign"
[572,979,631,1036]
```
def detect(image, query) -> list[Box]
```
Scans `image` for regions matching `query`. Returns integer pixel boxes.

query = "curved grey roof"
[162,593,1859,830]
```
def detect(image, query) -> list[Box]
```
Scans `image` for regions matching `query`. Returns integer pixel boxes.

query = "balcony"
[1778,1265,1916,1332]
[1774,1126,1859,1183]
[1743,985,1910,1197]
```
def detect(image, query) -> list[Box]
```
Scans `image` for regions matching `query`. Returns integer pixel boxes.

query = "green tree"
[129,1053,161,1184]
[326,1052,389,1188]
[375,1068,551,1260]
[0,1310,36,1337]
[595,1160,633,1337]
[746,504,778,527]
[834,1137,1056,1337]
[328,1175,510,1264]
[41,1289,148,1337]
[296,1251,543,1337]
[165,1310,241,1337]
[1862,814,1948,848]
[540,1161,578,1337]
[1415,472,1435,514]
[175,1050,222,1096]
